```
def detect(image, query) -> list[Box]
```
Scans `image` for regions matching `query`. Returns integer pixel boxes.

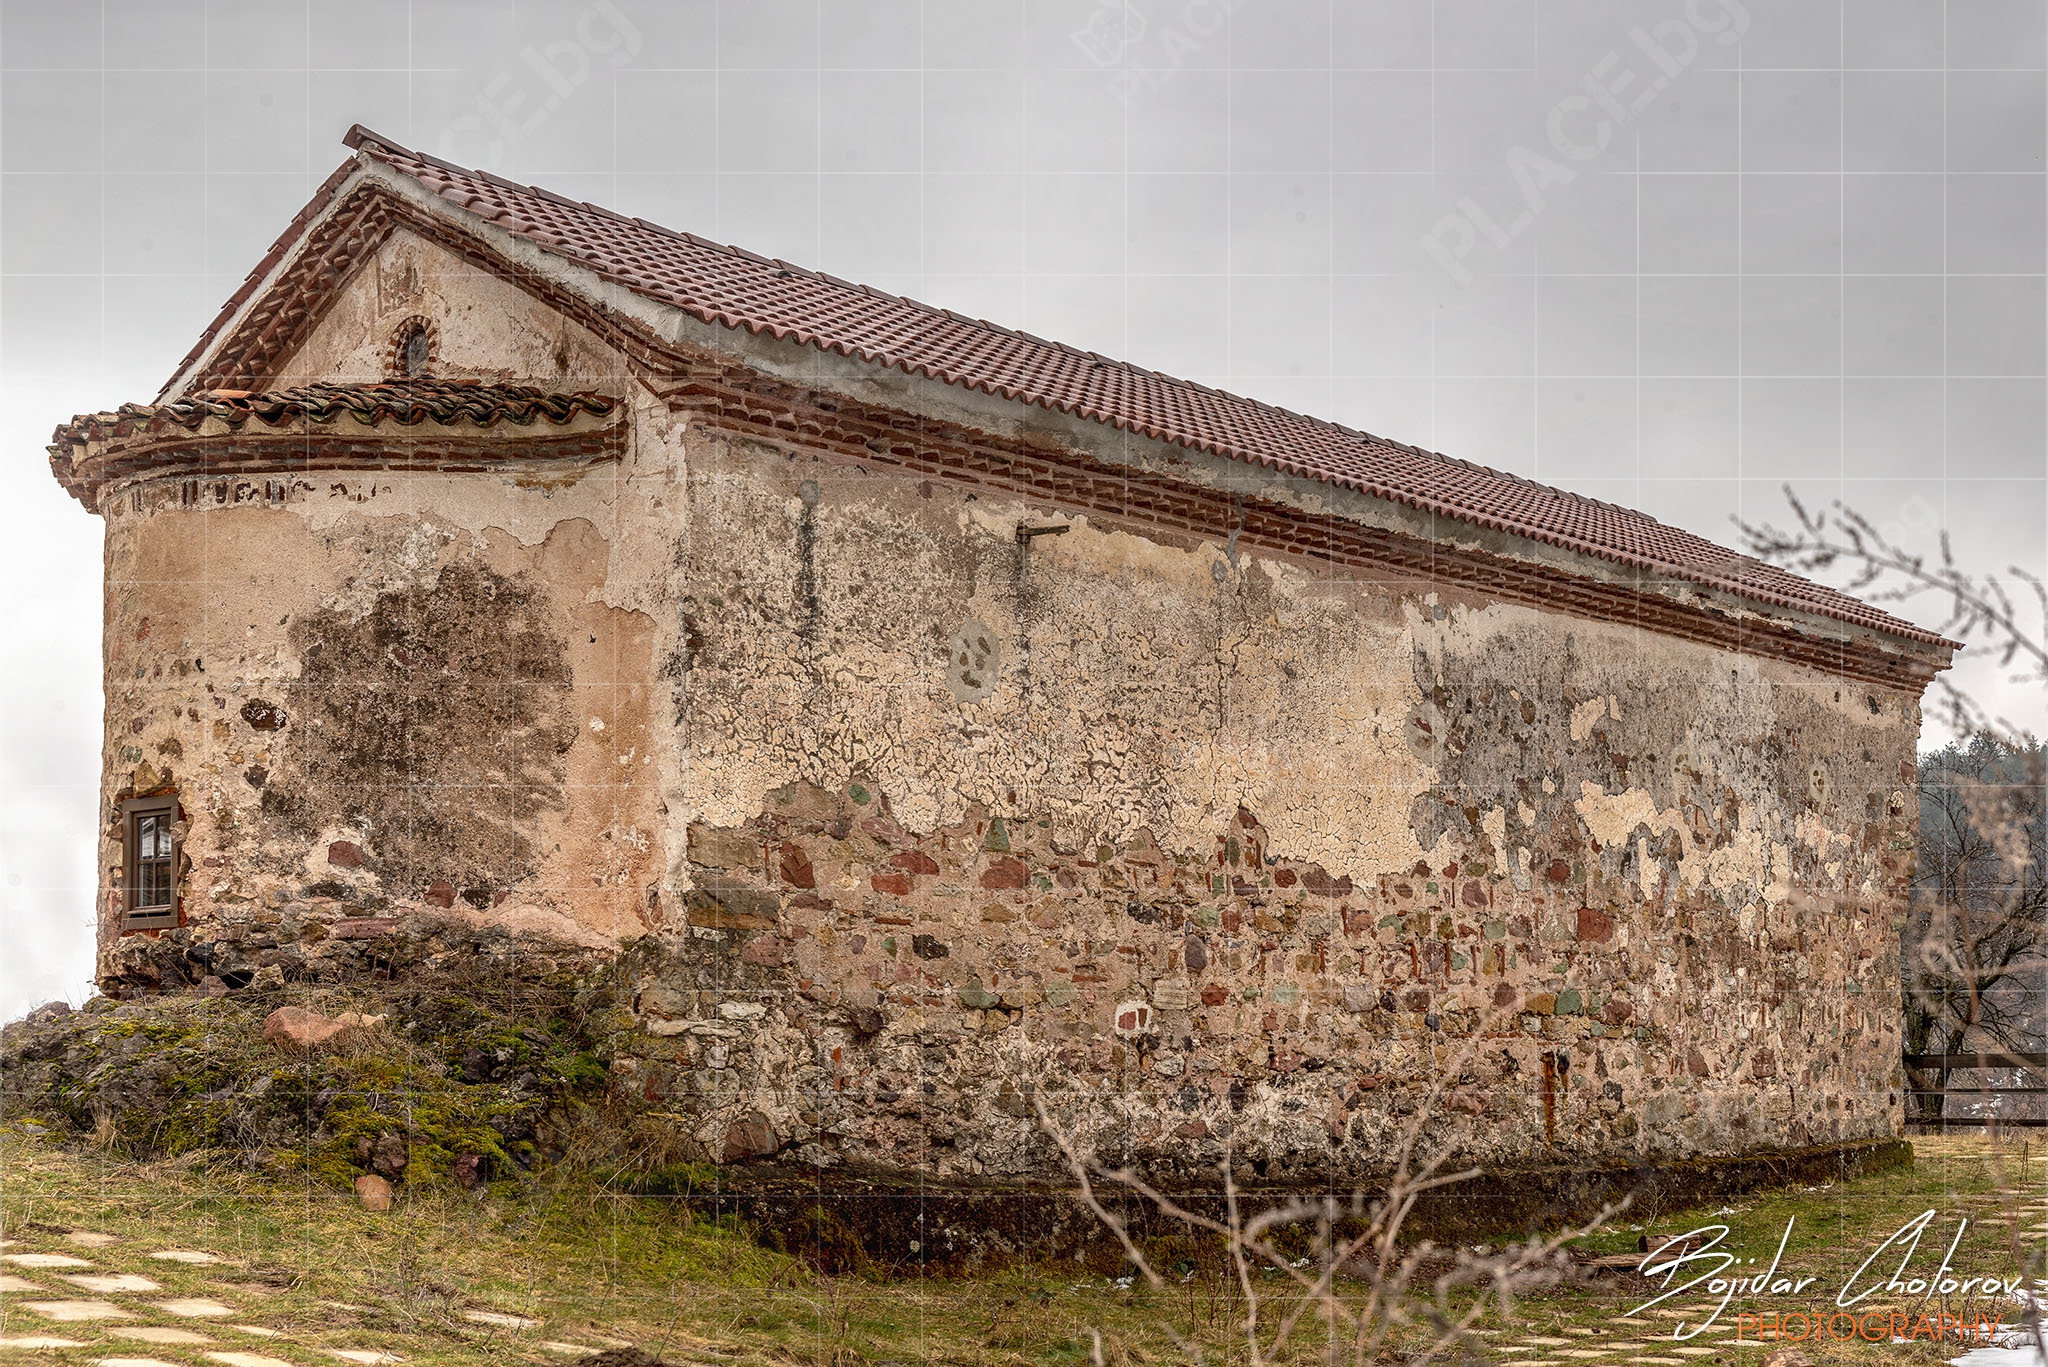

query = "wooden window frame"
[119,793,181,930]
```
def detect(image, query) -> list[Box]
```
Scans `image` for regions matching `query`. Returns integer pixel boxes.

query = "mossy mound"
[0,963,624,1195]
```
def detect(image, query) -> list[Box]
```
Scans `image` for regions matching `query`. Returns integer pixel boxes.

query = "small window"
[402,325,430,376]
[391,316,434,379]
[121,794,180,929]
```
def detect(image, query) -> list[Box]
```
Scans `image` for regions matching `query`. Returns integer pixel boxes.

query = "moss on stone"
[0,952,621,1197]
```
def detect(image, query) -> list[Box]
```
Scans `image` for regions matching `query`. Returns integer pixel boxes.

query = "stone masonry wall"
[620,430,1920,1182]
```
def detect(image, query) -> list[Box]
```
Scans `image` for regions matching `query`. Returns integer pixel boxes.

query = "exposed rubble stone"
[354,1175,393,1211]
[261,1006,383,1055]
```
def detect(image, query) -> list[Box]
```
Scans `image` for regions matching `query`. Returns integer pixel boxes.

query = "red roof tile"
[55,379,618,450]
[169,127,1950,652]
[49,380,623,508]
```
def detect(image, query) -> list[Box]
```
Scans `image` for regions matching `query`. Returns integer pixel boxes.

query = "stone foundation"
[704,1137,1915,1270]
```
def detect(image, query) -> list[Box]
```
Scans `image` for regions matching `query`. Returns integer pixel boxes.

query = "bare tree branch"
[1738,487,2047,745]
[1030,1008,1627,1365]
[1743,485,2045,1125]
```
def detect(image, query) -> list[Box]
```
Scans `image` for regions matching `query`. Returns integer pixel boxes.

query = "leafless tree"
[1739,488,2046,1110]
[1903,736,2047,1122]
[1745,486,2044,1363]
[1031,489,2044,1364]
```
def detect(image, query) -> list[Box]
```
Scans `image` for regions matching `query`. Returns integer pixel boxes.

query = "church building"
[48,127,1954,1186]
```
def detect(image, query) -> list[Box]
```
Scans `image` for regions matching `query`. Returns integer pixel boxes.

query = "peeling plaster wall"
[283,229,629,389]
[98,496,664,957]
[98,233,667,975]
[634,431,1920,1181]
[93,236,1926,1186]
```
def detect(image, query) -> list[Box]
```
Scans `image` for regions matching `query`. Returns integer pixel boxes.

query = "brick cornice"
[654,364,1949,693]
[54,417,624,511]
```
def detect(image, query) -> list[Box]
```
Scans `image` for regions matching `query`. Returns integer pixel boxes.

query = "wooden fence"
[1903,1051,2048,1128]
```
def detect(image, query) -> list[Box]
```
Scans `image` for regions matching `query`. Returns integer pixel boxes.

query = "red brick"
[292,130,1952,654]
[330,917,399,940]
[980,857,1025,890]
[777,841,815,889]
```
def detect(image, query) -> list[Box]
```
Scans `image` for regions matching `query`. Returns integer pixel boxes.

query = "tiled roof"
[55,380,618,450]
[173,127,1950,652]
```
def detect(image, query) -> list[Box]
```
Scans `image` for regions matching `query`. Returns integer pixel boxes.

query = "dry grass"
[0,1128,2040,1365]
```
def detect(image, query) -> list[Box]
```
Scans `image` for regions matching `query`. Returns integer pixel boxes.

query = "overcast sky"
[3,0,2044,1017]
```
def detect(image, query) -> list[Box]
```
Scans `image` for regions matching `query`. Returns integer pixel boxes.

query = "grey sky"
[3,0,2044,1017]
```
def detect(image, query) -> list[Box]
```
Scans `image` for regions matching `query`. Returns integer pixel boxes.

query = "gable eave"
[156,157,378,403]
[353,156,702,358]
[162,158,694,405]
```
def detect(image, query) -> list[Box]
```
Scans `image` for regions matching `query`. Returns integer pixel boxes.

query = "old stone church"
[49,127,1953,1188]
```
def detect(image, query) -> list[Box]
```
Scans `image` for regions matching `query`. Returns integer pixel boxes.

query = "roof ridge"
[343,124,473,182]
[349,128,1403,443]
[167,127,1950,653]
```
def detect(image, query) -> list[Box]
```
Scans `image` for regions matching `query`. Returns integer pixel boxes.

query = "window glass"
[130,808,176,914]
